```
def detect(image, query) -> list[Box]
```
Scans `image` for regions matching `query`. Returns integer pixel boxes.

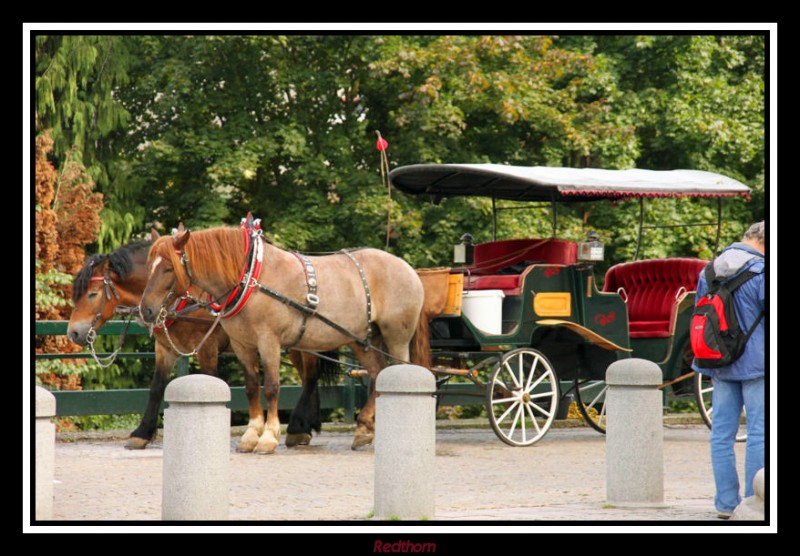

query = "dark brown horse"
[138,225,428,452]
[68,239,335,449]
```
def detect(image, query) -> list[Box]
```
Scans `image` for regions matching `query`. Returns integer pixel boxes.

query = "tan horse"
[68,239,335,450]
[139,225,427,452]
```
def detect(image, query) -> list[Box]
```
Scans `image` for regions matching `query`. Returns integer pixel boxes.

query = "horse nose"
[140,305,154,323]
[67,325,87,346]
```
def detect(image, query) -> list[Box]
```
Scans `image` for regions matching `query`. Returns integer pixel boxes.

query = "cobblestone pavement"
[33,418,771,531]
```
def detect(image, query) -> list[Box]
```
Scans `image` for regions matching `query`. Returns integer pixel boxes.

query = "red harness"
[205,215,264,319]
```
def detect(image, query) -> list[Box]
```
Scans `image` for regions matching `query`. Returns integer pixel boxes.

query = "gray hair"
[742,221,765,243]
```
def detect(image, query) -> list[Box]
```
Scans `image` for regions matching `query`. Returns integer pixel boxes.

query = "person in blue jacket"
[693,221,765,519]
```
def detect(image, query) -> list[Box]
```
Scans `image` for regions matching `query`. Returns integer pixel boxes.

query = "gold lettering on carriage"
[373,540,436,553]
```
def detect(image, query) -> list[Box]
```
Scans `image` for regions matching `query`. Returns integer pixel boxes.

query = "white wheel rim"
[490,350,558,446]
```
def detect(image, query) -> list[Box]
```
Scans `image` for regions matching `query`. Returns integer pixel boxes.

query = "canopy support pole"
[714,198,722,255]
[491,195,497,241]
[634,197,645,261]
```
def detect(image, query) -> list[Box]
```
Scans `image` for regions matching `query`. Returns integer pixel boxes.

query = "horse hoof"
[125,437,150,450]
[285,433,312,447]
[237,428,261,452]
[254,439,278,454]
[236,440,257,453]
[351,432,374,450]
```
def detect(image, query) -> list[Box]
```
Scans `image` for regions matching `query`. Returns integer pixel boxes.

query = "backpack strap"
[704,264,760,293]
[704,263,765,342]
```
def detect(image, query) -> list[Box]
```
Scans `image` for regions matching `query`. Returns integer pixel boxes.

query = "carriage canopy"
[388,164,751,202]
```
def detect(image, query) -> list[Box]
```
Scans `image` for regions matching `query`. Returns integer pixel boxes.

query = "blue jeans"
[710,376,765,512]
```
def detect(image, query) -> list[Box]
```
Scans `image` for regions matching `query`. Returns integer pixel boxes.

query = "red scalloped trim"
[559,189,751,200]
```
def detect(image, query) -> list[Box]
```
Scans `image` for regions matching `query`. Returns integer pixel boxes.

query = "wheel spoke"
[492,396,519,405]
[492,375,512,393]
[525,368,551,394]
[524,402,542,434]
[596,403,607,426]
[529,401,553,419]
[495,400,520,425]
[523,354,539,391]
[503,361,522,389]
[507,402,523,439]
[529,390,555,401]
[584,384,606,411]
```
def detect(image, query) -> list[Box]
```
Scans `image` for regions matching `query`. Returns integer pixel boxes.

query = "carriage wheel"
[573,379,608,434]
[694,372,747,442]
[486,348,559,447]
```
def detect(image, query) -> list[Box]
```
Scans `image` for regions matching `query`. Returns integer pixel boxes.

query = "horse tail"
[409,309,432,370]
[316,351,342,386]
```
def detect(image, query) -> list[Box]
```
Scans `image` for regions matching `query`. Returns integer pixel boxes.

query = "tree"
[69,34,764,265]
[35,35,139,250]
[35,129,104,390]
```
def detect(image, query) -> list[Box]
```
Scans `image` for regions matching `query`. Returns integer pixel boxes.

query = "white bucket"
[461,289,505,335]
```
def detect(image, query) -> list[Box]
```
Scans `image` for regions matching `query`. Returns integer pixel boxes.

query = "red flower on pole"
[376,136,389,152]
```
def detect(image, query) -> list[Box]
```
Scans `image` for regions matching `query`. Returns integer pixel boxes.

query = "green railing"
[34,321,485,421]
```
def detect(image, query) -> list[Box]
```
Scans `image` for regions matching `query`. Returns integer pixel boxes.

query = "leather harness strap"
[287,251,320,348]
[340,249,373,346]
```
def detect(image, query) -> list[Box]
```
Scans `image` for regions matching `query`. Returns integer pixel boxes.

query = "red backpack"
[691,263,764,369]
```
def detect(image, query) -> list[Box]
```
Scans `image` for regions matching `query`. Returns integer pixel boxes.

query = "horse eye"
[88,292,99,299]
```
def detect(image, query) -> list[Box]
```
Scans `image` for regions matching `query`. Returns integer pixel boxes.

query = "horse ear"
[172,227,191,249]
[151,229,161,242]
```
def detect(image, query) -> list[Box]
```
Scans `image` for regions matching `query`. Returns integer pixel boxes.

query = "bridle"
[83,272,133,368]
[149,214,264,356]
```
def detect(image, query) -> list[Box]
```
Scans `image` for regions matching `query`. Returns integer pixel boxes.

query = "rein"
[84,274,134,368]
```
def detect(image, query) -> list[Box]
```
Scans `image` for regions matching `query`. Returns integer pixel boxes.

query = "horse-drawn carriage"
[389,164,751,446]
[68,163,752,449]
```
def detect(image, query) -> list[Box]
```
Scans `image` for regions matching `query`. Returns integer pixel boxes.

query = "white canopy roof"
[389,164,752,202]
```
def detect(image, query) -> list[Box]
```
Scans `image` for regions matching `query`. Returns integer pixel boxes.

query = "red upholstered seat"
[469,238,578,275]
[463,238,578,294]
[602,258,708,338]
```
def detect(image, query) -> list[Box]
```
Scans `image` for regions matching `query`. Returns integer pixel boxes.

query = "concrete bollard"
[730,468,765,521]
[374,365,436,520]
[35,386,56,520]
[605,359,665,507]
[162,375,231,520]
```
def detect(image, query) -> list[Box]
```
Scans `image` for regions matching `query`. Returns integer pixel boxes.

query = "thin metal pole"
[492,195,497,241]
[714,198,722,255]
[634,197,645,261]
[551,200,557,236]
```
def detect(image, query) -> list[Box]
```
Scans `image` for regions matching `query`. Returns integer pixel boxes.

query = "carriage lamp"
[453,233,475,265]
[578,231,605,262]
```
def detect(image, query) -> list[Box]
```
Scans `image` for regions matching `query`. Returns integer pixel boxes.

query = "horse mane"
[72,240,152,301]
[150,227,246,293]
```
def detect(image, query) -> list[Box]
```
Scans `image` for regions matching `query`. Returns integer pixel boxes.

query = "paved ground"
[32,416,770,531]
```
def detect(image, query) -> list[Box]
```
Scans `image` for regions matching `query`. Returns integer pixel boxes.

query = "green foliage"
[70,414,144,431]
[34,259,72,314]
[89,34,763,268]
